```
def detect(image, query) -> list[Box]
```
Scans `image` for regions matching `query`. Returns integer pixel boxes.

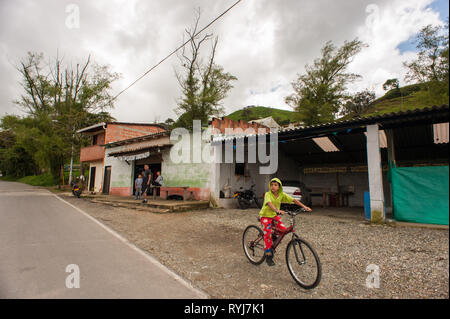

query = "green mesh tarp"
[391,166,449,225]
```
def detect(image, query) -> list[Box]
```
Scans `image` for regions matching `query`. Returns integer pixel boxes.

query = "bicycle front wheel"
[242,225,266,265]
[285,238,321,289]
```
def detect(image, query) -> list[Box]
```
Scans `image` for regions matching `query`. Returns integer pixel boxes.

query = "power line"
[108,0,243,106]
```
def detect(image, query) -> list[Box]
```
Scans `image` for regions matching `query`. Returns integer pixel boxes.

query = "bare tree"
[174,9,237,129]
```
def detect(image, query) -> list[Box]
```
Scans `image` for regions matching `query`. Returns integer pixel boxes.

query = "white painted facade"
[88,161,104,193]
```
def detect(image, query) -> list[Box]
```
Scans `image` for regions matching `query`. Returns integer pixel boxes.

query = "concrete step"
[90,199,171,213]
[83,195,210,213]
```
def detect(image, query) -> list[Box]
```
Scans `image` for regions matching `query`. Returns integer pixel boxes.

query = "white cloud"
[347,0,442,96]
[0,0,446,123]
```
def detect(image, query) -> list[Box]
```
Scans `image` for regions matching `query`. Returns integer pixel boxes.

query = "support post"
[386,129,396,218]
[366,124,385,223]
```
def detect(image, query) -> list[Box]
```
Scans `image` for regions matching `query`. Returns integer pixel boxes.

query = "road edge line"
[53,194,209,299]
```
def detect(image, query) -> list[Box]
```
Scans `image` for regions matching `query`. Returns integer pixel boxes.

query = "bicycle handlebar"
[285,208,309,216]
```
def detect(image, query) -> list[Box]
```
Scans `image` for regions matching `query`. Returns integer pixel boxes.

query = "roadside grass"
[0,169,82,188]
[0,173,56,186]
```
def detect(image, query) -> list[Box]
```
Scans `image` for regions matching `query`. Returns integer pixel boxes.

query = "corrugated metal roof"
[76,122,167,134]
[102,131,170,147]
[213,105,449,142]
[312,137,340,152]
[76,122,106,133]
[363,130,388,148]
[433,122,449,144]
[278,105,449,133]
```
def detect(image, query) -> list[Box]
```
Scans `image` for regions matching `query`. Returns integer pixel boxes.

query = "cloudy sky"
[0,0,448,123]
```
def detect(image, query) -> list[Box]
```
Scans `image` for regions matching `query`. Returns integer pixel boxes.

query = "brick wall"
[80,123,166,163]
[95,132,105,145]
[105,124,166,144]
[80,145,105,162]
[210,117,269,134]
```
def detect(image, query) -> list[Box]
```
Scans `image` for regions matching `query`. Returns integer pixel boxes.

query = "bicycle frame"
[250,209,305,253]
[271,211,300,250]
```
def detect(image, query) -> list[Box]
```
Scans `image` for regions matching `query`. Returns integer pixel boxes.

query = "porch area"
[79,193,210,213]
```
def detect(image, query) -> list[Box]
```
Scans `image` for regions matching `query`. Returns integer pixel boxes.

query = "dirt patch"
[60,195,449,299]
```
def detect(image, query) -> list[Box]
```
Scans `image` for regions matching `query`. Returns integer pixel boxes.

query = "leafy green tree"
[341,90,376,118]
[2,52,118,182]
[174,9,237,130]
[403,21,449,105]
[383,78,400,91]
[285,39,366,125]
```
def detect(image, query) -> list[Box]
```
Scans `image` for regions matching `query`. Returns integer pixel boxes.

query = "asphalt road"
[0,181,207,299]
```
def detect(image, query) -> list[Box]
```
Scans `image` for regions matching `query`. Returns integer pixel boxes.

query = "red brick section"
[210,117,269,134]
[160,187,210,201]
[110,187,132,197]
[80,123,166,163]
[96,132,105,145]
[105,124,166,144]
[80,145,105,162]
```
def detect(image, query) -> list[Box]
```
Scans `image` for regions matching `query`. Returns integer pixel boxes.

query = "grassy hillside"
[226,83,448,125]
[364,82,448,117]
[226,106,295,125]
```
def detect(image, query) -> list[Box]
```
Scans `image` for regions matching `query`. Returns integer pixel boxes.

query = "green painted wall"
[162,150,210,188]
[111,173,132,188]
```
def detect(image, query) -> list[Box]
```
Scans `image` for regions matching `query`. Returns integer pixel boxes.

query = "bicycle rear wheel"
[242,225,266,265]
[285,238,321,289]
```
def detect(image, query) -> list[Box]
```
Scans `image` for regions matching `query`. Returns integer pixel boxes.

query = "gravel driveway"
[60,195,449,299]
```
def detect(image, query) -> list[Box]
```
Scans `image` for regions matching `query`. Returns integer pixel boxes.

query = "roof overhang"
[107,145,170,163]
[213,105,449,144]
[76,122,106,134]
[102,131,170,148]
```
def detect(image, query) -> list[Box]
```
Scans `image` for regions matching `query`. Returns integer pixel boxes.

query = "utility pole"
[68,129,75,186]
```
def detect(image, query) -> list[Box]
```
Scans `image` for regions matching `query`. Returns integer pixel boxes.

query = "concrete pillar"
[385,129,396,214]
[209,143,222,207]
[366,124,385,223]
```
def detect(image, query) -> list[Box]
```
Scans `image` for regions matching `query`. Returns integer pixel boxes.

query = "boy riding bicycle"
[259,178,312,266]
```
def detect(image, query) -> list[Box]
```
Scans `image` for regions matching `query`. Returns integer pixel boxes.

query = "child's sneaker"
[265,249,275,266]
[266,254,275,266]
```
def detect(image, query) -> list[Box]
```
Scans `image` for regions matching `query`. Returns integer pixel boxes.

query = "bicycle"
[242,208,322,289]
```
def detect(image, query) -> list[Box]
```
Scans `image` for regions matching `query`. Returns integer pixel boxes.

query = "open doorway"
[103,166,111,194]
[133,154,162,196]
[89,166,96,192]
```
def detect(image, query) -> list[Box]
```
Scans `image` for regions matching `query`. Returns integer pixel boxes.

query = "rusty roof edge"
[76,122,106,133]
[101,130,171,148]
[108,144,171,157]
[213,105,449,142]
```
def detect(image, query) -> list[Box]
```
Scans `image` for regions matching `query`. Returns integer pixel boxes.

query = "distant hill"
[225,106,295,126]
[226,84,448,126]
[363,82,448,117]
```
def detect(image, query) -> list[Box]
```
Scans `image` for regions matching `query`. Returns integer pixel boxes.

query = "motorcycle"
[71,179,82,198]
[233,184,262,209]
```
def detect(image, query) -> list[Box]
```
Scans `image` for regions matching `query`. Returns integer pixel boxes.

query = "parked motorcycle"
[71,179,82,198]
[233,184,262,209]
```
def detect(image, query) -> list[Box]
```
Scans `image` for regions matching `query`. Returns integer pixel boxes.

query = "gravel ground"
[60,195,449,299]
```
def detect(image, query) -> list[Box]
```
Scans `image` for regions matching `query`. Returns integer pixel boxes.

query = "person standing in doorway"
[142,165,152,203]
[152,171,163,197]
[135,174,143,200]
[153,171,163,186]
